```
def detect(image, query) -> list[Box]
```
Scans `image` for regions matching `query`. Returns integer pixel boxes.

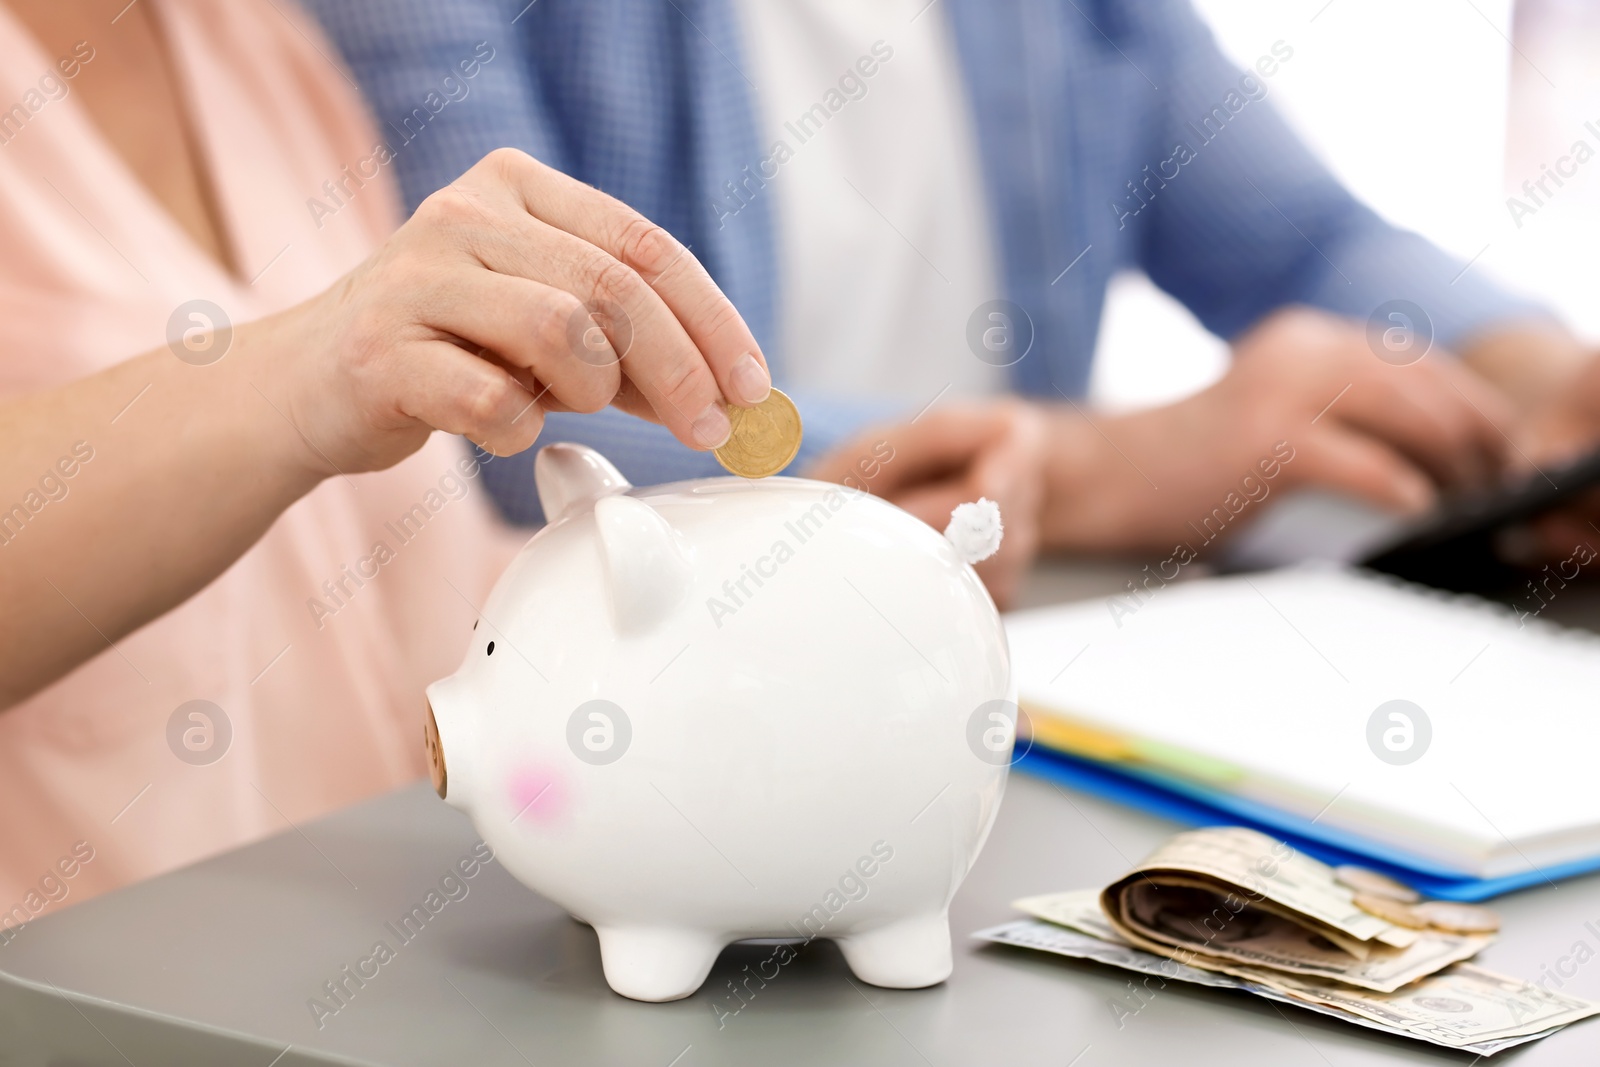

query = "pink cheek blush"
[506,764,570,826]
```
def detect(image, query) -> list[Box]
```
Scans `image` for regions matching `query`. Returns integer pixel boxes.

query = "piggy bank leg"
[594,927,725,1002]
[837,911,953,988]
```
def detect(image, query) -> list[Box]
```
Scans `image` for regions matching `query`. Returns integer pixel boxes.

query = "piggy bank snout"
[423,697,447,800]
[423,676,477,814]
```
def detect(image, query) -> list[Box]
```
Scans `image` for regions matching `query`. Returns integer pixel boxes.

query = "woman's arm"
[0,149,772,707]
[0,324,324,707]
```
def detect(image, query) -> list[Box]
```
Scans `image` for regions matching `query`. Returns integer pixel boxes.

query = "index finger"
[490,151,773,415]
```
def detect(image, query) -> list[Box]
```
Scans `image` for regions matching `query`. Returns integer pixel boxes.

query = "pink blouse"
[0,0,522,925]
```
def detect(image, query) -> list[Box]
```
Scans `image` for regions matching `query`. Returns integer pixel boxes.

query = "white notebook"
[1005,566,1600,879]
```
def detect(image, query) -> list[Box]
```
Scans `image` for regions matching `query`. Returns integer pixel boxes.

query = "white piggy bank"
[424,443,1014,1002]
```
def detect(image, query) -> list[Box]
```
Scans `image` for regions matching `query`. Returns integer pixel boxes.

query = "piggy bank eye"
[486,641,496,656]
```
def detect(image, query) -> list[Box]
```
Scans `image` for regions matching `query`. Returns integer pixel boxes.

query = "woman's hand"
[0,148,772,707]
[270,148,772,474]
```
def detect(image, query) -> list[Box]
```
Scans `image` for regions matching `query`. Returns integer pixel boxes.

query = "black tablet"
[1218,446,1600,594]
[1360,446,1600,592]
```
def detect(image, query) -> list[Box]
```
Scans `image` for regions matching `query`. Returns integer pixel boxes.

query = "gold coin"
[713,387,802,479]
[1335,864,1420,903]
[1353,892,1427,929]
[1412,900,1501,934]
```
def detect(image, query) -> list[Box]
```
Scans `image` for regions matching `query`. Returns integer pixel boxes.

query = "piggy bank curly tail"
[944,498,1003,564]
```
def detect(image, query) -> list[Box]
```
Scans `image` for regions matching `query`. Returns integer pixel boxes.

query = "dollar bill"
[973,918,1583,1055]
[1015,888,1126,943]
[1101,878,1491,992]
[1015,886,1419,964]
[1259,963,1600,1045]
[1086,827,1491,991]
[978,913,1242,989]
[1101,826,1393,944]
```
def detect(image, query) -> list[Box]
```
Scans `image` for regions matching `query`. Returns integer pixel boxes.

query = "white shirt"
[730,0,1005,406]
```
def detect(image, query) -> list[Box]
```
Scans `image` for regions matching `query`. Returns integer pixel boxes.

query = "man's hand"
[1462,321,1600,556]
[807,403,1046,608]
[1040,306,1516,553]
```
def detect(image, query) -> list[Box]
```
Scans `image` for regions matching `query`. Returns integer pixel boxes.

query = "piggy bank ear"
[535,443,632,522]
[594,495,692,633]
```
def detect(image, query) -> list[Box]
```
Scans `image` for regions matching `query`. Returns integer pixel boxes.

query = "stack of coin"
[714,388,803,479]
[1336,864,1501,934]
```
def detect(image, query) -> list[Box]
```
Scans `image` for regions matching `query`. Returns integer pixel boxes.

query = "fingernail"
[692,402,732,449]
[729,353,772,406]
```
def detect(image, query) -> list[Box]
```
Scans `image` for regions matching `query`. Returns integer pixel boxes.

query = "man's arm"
[1134,2,1600,489]
[303,0,572,209]
[1132,0,1552,353]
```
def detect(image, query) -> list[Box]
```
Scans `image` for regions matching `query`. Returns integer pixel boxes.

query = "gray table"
[4,562,1599,1066]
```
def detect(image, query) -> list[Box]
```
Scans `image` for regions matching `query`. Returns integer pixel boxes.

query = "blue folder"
[1016,744,1600,902]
